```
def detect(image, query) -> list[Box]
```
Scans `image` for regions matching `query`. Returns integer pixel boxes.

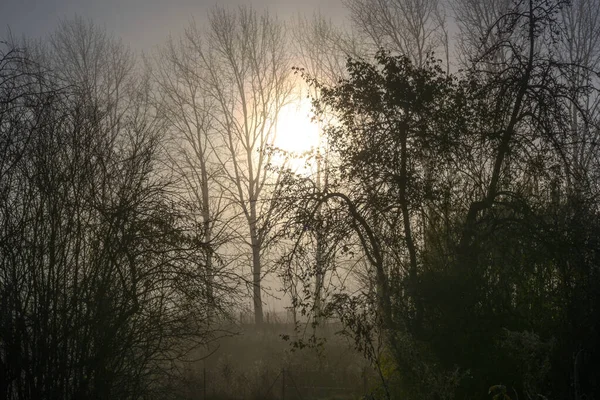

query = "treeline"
[0,0,599,399]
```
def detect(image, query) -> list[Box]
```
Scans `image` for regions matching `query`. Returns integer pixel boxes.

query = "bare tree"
[152,30,236,321]
[291,12,350,85]
[455,0,600,194]
[179,7,294,325]
[344,0,450,68]
[47,16,136,134]
[453,0,513,66]
[554,0,600,190]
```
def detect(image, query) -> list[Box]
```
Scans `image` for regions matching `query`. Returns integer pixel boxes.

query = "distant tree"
[291,12,351,85]
[553,0,600,191]
[453,0,513,67]
[344,0,450,68]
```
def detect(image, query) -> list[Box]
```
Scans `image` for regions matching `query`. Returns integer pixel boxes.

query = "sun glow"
[273,98,320,171]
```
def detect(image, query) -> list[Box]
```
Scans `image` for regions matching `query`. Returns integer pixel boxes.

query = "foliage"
[280,1,600,399]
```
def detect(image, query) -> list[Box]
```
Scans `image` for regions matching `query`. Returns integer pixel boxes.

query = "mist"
[1,0,599,399]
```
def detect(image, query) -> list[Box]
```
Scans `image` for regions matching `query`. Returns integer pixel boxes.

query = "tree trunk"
[252,239,263,325]
[250,202,264,325]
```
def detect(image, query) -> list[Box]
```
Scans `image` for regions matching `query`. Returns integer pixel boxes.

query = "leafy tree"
[284,50,481,399]
[283,1,600,399]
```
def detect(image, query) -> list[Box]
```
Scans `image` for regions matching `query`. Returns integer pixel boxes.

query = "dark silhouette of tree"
[0,22,225,399]
[282,1,600,399]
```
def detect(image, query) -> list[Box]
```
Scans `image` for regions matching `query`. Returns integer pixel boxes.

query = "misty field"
[169,322,374,400]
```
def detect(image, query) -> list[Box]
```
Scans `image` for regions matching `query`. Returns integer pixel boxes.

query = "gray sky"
[0,0,348,52]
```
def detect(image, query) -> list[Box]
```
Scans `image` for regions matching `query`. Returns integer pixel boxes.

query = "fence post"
[203,368,206,400]
[282,368,285,400]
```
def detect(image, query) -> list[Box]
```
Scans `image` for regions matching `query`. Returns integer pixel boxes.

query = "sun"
[273,98,320,158]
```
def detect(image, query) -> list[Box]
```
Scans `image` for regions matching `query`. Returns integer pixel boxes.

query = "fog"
[1,0,600,399]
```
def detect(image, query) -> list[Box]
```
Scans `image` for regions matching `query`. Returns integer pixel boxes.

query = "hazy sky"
[1,0,347,52]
